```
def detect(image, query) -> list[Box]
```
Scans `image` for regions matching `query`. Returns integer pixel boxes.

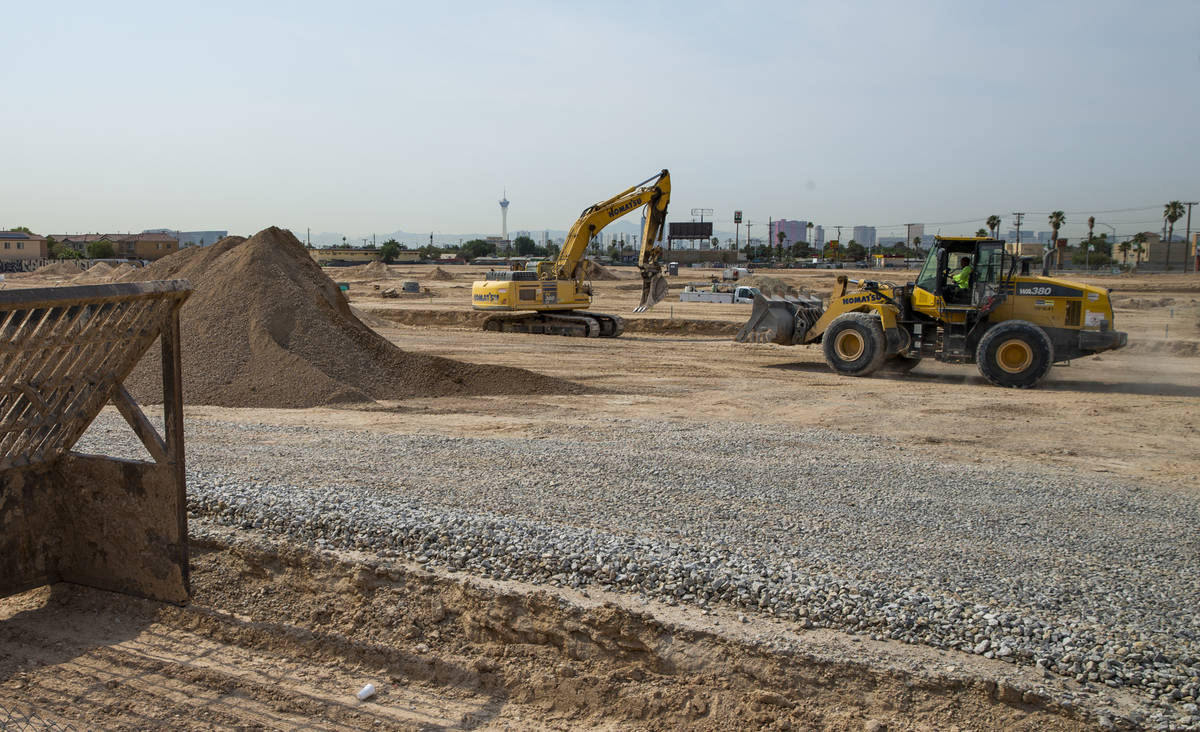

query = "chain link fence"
[0,702,79,731]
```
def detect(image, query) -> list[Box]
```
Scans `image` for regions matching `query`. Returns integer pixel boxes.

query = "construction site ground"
[2,263,1198,730]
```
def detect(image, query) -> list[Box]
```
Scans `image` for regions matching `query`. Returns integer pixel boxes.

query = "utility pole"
[1185,202,1198,272]
[1011,212,1025,254]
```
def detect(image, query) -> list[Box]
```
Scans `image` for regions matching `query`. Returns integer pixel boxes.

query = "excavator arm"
[546,169,671,312]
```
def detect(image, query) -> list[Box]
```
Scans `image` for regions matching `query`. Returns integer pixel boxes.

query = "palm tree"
[776,230,787,262]
[975,228,988,237]
[1047,211,1065,272]
[912,236,921,255]
[1164,201,1185,268]
[987,215,1001,239]
[1132,232,1148,267]
[1086,216,1095,269]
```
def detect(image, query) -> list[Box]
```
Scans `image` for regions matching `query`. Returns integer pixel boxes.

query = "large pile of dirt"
[429,267,455,281]
[125,227,579,408]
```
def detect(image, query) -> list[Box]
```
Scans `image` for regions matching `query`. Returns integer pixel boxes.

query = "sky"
[4,0,1199,242]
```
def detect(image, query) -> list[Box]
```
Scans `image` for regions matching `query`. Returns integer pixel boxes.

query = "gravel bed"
[78,413,1200,729]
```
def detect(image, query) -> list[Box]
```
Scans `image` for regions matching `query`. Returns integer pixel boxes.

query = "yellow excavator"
[471,169,671,337]
[736,236,1128,388]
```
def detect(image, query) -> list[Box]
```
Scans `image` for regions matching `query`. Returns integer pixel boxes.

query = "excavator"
[471,169,671,337]
[736,236,1128,388]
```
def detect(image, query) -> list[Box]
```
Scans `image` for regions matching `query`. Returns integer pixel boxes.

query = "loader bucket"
[634,267,669,313]
[736,293,801,345]
[0,281,193,605]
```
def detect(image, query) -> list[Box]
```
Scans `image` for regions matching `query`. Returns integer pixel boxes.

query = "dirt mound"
[587,261,626,280]
[70,262,115,284]
[110,263,139,281]
[32,261,85,277]
[339,260,390,280]
[737,275,813,298]
[1116,297,1176,309]
[429,267,455,281]
[1126,339,1200,358]
[125,227,579,408]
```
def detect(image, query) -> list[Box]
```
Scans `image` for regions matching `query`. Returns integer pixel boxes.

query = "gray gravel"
[79,413,1200,729]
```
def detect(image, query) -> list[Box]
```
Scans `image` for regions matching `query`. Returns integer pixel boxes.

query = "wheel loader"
[736,236,1127,388]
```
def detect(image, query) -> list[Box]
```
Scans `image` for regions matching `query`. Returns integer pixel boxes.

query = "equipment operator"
[950,256,973,292]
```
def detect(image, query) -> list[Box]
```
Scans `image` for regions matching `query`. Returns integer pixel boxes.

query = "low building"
[112,233,179,260]
[1006,241,1044,257]
[1111,233,1191,270]
[143,229,228,247]
[0,231,48,261]
[309,247,419,265]
[49,233,179,260]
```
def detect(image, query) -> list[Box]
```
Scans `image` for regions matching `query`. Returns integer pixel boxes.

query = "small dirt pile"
[1117,297,1175,309]
[110,263,139,281]
[33,261,85,277]
[70,262,115,284]
[429,267,455,281]
[587,261,625,280]
[340,261,391,280]
[125,227,579,407]
[738,275,815,298]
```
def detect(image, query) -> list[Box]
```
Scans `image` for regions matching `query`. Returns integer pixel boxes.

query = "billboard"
[733,210,743,224]
[668,221,714,240]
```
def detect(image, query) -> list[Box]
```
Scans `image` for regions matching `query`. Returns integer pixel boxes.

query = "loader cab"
[912,237,1007,315]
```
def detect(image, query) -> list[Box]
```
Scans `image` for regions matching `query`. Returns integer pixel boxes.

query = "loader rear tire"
[822,313,888,377]
[975,320,1054,388]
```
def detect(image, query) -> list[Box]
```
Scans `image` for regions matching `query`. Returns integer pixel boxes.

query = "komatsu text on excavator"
[471,170,671,337]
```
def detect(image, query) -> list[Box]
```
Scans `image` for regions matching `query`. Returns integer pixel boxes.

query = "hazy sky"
[5,1,1198,241]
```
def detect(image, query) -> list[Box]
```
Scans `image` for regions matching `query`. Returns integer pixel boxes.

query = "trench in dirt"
[370,308,741,336]
[0,531,1103,731]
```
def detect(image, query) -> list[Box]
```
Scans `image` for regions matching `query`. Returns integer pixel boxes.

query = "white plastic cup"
[356,683,376,701]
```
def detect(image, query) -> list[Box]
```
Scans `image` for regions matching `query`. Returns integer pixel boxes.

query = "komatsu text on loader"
[470,170,671,337]
[736,236,1128,388]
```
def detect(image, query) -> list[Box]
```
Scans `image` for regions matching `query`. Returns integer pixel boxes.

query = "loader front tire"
[823,313,888,377]
[975,320,1054,388]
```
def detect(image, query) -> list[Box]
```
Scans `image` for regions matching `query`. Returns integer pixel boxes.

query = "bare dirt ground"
[345,264,1200,491]
[1,530,1111,731]
[2,262,1197,730]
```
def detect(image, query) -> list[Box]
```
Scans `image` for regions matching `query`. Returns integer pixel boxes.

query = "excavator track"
[482,311,624,338]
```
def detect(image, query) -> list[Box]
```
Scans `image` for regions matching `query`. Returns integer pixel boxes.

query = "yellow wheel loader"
[736,236,1128,388]
[470,170,671,337]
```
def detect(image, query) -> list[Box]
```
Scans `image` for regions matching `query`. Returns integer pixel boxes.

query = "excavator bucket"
[736,293,802,345]
[0,281,193,605]
[634,267,669,313]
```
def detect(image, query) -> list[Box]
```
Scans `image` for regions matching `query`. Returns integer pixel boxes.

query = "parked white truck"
[679,283,761,304]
